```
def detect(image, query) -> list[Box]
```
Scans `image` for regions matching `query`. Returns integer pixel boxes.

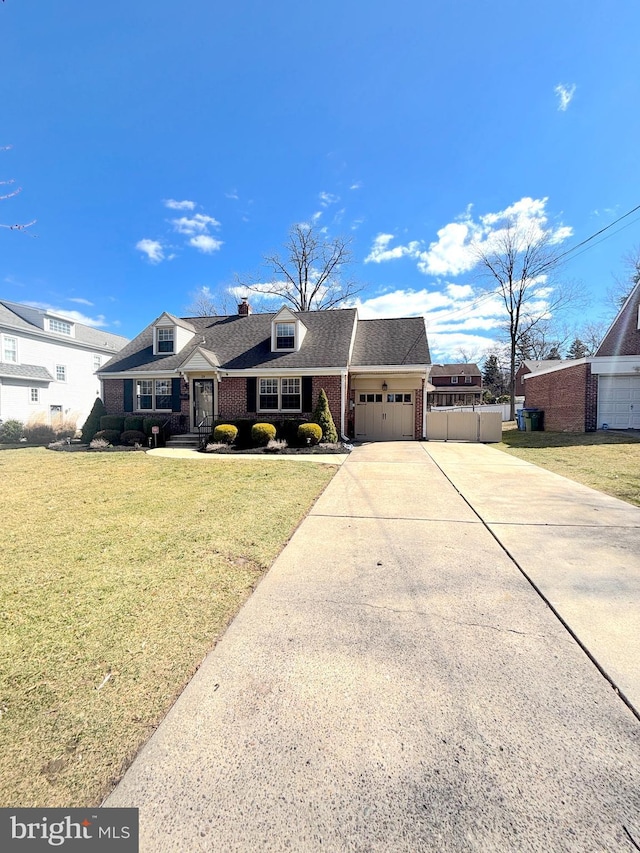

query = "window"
[451,376,458,384]
[259,377,301,411]
[359,393,383,403]
[275,322,295,350]
[465,376,472,384]
[387,393,412,403]
[136,379,172,410]
[93,354,101,371]
[30,388,39,403]
[3,336,17,363]
[56,365,66,382]
[49,318,72,335]
[157,327,174,353]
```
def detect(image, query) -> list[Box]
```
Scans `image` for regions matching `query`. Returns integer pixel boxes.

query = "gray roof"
[0,300,129,353]
[521,359,564,373]
[430,363,481,376]
[0,363,53,381]
[351,317,430,366]
[101,308,361,373]
[100,308,432,375]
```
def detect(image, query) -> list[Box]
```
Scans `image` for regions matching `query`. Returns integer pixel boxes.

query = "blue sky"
[2,0,640,361]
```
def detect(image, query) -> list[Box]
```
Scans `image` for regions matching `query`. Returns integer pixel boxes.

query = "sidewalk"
[106,442,640,852]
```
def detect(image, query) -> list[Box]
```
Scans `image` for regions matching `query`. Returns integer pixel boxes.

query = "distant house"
[524,282,640,431]
[98,301,432,441]
[0,300,128,430]
[429,363,482,407]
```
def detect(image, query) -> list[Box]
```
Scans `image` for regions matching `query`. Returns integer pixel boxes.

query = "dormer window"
[157,327,174,353]
[451,376,458,384]
[276,323,295,350]
[49,318,72,335]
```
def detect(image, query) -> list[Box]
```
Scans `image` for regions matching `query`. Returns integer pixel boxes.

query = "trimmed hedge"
[213,424,238,445]
[0,419,24,443]
[100,415,126,433]
[124,416,145,432]
[121,430,147,446]
[81,398,107,444]
[251,422,277,446]
[92,429,121,445]
[298,422,323,446]
[143,417,167,437]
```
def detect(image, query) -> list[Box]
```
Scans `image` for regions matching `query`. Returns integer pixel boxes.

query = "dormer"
[46,313,75,338]
[152,313,196,356]
[270,306,307,353]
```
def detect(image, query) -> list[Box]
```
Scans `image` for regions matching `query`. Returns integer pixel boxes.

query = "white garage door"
[355,392,415,440]
[598,375,640,429]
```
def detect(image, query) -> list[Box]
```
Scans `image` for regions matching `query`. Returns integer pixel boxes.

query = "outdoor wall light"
[382,381,388,391]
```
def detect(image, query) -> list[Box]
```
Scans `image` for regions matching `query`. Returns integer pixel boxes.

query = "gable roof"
[596,280,640,357]
[430,363,481,376]
[0,299,129,353]
[350,317,430,367]
[521,359,564,373]
[100,308,360,374]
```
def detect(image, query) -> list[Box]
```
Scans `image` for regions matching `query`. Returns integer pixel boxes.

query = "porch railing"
[196,415,213,449]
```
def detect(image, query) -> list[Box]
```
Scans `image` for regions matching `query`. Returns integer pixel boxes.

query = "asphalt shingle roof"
[0,363,53,381]
[430,363,481,376]
[0,300,128,352]
[100,309,361,373]
[350,317,430,366]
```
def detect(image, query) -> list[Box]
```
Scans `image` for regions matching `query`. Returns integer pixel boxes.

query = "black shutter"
[246,377,257,412]
[302,377,313,412]
[171,378,181,412]
[123,379,133,412]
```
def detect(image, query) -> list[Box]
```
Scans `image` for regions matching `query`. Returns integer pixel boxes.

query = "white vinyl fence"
[430,403,523,422]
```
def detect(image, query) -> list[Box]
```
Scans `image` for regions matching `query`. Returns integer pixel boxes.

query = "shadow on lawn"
[500,429,640,450]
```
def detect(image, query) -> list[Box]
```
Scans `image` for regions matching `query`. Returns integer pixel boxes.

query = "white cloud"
[24,302,108,328]
[164,199,196,210]
[555,83,576,112]
[136,239,165,264]
[319,191,339,207]
[350,182,362,190]
[188,235,223,254]
[68,297,94,306]
[172,213,221,235]
[365,197,573,277]
[311,211,323,223]
[225,189,239,200]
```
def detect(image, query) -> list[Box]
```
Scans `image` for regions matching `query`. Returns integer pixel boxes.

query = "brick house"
[514,360,563,397]
[524,282,640,431]
[428,363,482,406]
[98,302,432,441]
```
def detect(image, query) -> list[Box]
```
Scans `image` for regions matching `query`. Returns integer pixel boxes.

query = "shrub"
[251,422,277,446]
[271,418,307,447]
[265,438,287,452]
[23,424,56,445]
[93,429,121,445]
[124,416,145,432]
[81,398,107,444]
[213,424,238,445]
[53,417,78,440]
[121,430,147,446]
[90,437,110,449]
[100,415,125,433]
[312,389,338,442]
[0,419,24,443]
[298,422,323,446]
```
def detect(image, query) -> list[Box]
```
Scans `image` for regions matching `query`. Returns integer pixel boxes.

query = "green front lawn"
[0,449,337,807]
[497,427,640,506]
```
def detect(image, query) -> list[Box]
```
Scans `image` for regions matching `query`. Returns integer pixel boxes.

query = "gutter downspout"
[340,369,349,442]
[422,374,428,439]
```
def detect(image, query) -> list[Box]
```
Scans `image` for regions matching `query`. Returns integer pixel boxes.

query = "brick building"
[429,363,482,406]
[98,302,431,441]
[523,282,640,431]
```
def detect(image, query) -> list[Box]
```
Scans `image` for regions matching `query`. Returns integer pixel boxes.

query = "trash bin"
[522,408,543,432]
[516,409,525,430]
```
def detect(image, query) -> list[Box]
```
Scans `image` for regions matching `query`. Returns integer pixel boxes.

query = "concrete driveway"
[106,441,640,852]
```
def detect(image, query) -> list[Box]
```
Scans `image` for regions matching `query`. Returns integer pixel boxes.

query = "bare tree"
[453,346,483,364]
[579,319,608,356]
[184,286,234,317]
[607,245,640,315]
[472,221,581,419]
[1,146,36,233]
[238,223,361,311]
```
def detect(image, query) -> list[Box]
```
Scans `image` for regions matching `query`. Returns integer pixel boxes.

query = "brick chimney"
[238,297,251,316]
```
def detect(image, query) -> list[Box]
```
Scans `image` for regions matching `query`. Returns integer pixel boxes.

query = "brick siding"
[597,286,640,356]
[312,376,342,434]
[525,363,596,432]
[103,378,124,413]
[414,384,424,439]
[102,377,190,434]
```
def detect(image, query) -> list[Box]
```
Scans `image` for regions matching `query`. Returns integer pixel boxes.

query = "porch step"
[165,433,201,450]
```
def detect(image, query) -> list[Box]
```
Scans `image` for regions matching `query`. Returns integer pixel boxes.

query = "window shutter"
[302,377,313,412]
[171,378,181,412]
[246,377,257,412]
[123,379,133,412]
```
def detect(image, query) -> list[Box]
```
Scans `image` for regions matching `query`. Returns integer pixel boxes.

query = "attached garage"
[355,390,415,440]
[597,374,640,430]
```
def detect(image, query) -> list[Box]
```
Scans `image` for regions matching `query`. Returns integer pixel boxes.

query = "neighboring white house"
[0,300,128,430]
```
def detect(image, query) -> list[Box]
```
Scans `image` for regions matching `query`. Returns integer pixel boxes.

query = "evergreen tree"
[482,354,505,397]
[547,345,563,360]
[312,389,338,443]
[566,338,588,359]
[81,397,107,444]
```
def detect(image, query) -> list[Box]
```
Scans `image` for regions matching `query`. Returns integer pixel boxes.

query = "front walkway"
[106,442,640,852]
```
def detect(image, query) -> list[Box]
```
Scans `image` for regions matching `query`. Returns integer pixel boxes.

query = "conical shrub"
[312,389,338,443]
[81,397,107,444]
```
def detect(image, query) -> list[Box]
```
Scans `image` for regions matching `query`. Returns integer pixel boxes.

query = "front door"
[193,379,215,428]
